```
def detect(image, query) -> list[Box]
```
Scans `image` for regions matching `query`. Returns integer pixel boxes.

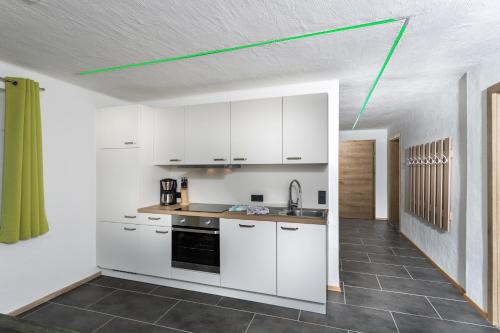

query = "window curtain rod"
[0,77,45,91]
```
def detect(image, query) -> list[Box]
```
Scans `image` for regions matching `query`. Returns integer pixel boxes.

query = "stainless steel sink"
[277,209,326,218]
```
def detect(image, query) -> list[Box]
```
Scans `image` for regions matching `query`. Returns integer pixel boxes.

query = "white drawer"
[138,213,171,226]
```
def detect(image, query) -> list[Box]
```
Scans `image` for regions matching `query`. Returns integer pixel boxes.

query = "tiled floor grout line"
[244,313,256,333]
[402,265,415,280]
[374,274,383,290]
[297,310,301,320]
[19,303,50,319]
[49,301,193,333]
[215,296,224,306]
[343,282,464,301]
[389,312,400,333]
[91,316,115,333]
[425,296,443,319]
[341,268,450,283]
[148,285,161,294]
[85,289,119,309]
[342,258,429,269]
[153,299,181,324]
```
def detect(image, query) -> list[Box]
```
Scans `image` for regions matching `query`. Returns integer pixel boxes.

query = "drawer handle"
[281,226,299,231]
[124,141,135,145]
[286,157,302,160]
[155,230,169,234]
[148,217,161,221]
[169,158,182,162]
[124,215,137,219]
[233,158,247,161]
[239,224,255,228]
[213,158,226,162]
[123,227,136,231]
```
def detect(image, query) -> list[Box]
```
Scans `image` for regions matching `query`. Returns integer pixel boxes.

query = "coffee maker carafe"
[160,178,178,205]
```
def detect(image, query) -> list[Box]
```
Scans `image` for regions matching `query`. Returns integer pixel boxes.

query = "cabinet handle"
[123,227,136,231]
[148,217,161,221]
[169,158,182,162]
[213,158,226,162]
[124,215,137,219]
[124,141,135,145]
[155,230,169,234]
[286,157,302,160]
[233,158,247,161]
[239,224,255,228]
[281,226,299,231]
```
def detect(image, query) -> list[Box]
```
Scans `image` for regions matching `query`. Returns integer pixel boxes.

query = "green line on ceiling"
[78,18,400,75]
[352,18,409,129]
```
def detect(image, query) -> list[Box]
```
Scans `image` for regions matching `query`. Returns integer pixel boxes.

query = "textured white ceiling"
[1,0,500,129]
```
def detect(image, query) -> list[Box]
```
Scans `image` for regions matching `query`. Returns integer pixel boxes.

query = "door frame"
[389,134,401,226]
[488,83,500,325]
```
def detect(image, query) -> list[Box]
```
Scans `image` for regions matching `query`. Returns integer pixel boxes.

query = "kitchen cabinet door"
[283,93,328,164]
[154,107,185,165]
[185,102,230,164]
[230,98,282,164]
[138,225,171,278]
[277,222,326,303]
[220,219,276,295]
[97,222,140,273]
[97,105,141,148]
[97,148,140,223]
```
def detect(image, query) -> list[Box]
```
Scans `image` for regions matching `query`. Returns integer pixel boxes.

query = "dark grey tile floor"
[11,219,498,333]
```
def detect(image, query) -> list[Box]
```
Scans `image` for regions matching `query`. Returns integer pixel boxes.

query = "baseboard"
[399,232,490,321]
[327,285,342,292]
[399,232,465,293]
[464,293,489,321]
[375,217,389,221]
[9,271,101,317]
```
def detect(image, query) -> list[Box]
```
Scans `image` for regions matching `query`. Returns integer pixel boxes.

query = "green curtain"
[0,77,48,243]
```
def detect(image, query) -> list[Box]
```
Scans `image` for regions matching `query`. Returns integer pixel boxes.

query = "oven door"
[172,227,220,273]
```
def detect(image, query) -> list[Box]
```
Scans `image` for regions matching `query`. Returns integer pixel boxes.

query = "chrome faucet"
[288,179,302,215]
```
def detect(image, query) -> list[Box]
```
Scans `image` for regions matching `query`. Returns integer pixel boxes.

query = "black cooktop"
[175,203,231,213]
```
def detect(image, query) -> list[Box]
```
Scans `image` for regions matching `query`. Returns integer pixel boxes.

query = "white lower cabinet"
[220,219,277,295]
[97,221,140,273]
[277,222,326,303]
[97,221,171,278]
[138,225,171,278]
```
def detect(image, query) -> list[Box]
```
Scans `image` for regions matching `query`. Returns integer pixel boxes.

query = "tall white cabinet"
[283,93,328,164]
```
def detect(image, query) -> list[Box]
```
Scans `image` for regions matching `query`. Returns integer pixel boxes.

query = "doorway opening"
[488,82,500,325]
[389,135,400,227]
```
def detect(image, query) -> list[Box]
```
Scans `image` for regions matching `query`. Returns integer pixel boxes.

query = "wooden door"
[389,137,400,225]
[339,140,375,219]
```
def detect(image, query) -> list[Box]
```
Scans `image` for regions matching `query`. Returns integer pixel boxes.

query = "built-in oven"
[171,215,220,274]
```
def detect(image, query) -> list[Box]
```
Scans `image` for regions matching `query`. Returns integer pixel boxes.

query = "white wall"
[388,74,468,291]
[145,80,341,287]
[158,165,327,208]
[465,51,500,310]
[0,60,128,314]
[340,129,388,219]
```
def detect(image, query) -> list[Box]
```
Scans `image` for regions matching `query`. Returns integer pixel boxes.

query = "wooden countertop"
[138,204,328,225]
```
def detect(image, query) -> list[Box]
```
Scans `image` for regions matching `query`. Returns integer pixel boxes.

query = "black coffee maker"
[160,178,179,205]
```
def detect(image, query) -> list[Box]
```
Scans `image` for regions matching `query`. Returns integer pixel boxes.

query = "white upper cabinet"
[97,105,141,148]
[283,93,328,164]
[185,102,230,165]
[154,107,185,165]
[97,148,140,223]
[230,98,282,164]
[220,219,277,295]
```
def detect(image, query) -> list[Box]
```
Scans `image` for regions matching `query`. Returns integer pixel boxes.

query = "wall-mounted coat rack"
[407,138,452,231]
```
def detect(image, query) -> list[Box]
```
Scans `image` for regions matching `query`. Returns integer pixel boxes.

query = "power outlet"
[318,190,326,205]
[251,194,264,202]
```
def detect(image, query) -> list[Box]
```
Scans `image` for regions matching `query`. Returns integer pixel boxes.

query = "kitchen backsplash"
[156,164,328,208]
